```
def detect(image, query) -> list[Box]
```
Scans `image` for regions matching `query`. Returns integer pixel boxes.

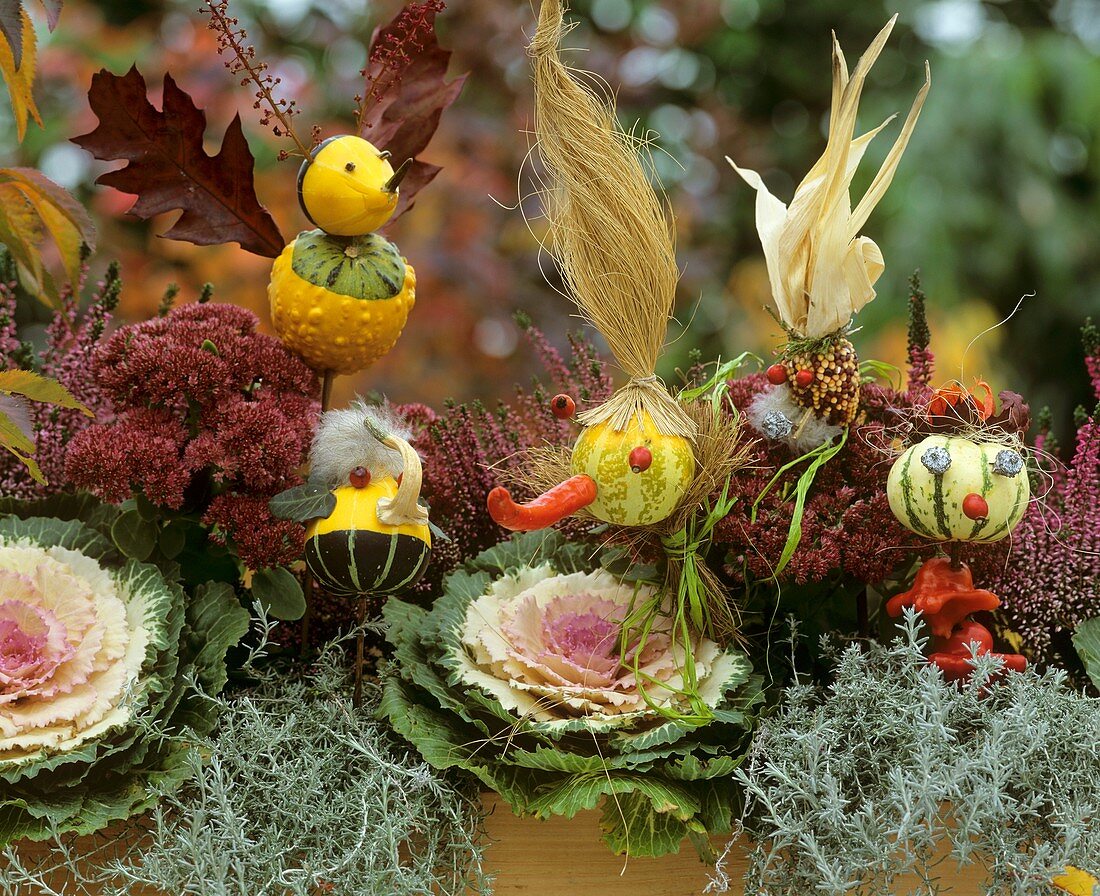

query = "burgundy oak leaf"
[72,66,284,258]
[358,2,466,222]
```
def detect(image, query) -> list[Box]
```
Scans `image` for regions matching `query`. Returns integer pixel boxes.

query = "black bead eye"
[344,161,356,172]
[921,445,951,474]
[993,448,1024,477]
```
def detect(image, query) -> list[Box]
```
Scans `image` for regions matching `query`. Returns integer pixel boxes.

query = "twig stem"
[353,595,368,708]
[301,369,336,659]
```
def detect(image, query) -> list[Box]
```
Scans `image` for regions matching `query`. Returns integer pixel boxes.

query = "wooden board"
[4,795,1026,895]
[479,794,993,896]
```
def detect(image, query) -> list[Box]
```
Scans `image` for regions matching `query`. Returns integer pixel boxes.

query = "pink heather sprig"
[967,326,1100,674]
[0,262,119,500]
[65,302,319,570]
[0,281,21,362]
[356,0,446,128]
[970,334,1100,675]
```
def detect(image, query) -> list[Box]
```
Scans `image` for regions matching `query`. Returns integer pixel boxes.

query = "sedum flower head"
[729,17,930,340]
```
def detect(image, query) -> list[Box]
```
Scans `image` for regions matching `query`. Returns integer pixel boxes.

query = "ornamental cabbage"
[0,515,248,844]
[381,531,762,859]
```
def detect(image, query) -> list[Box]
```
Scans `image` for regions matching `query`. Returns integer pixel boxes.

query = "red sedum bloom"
[66,302,319,570]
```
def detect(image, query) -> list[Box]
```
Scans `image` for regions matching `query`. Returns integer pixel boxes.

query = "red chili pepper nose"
[962,493,989,521]
[551,393,576,419]
[794,369,815,388]
[349,466,371,488]
[765,363,788,385]
[629,446,652,473]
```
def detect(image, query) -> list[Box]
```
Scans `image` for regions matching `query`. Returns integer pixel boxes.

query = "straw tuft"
[530,0,694,439]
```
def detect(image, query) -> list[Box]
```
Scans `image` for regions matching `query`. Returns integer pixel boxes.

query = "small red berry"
[629,446,653,473]
[794,369,815,388]
[349,466,371,489]
[962,493,989,521]
[766,363,788,385]
[551,393,576,419]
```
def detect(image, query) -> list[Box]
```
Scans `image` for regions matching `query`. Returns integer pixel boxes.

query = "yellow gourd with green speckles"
[268,228,416,375]
[571,412,694,526]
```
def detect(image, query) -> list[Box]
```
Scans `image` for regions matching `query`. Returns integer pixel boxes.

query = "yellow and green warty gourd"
[297,135,400,236]
[268,228,416,375]
[887,434,1030,543]
[571,411,694,526]
[305,477,431,597]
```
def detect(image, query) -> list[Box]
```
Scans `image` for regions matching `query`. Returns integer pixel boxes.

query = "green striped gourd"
[887,434,1030,543]
[305,479,430,596]
[571,412,694,526]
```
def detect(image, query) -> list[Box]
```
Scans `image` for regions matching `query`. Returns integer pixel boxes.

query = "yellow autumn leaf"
[0,179,45,287]
[0,169,96,305]
[1054,866,1099,896]
[0,7,42,142]
[0,369,89,485]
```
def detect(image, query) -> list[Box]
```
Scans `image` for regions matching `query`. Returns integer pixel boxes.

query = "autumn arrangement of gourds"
[252,0,1044,704]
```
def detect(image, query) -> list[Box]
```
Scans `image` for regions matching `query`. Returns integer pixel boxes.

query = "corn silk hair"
[530,0,693,439]
[708,612,1100,896]
[0,641,490,896]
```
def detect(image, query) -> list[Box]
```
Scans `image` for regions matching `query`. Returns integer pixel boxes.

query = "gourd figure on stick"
[487,0,697,532]
[274,404,432,705]
[885,382,1031,680]
[730,16,930,452]
[269,135,417,404]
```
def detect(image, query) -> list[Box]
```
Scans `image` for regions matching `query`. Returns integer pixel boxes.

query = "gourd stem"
[353,595,367,708]
[949,540,963,570]
[377,435,429,527]
[320,369,335,412]
[857,587,870,639]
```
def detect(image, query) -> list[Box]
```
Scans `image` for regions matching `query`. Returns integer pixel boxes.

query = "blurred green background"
[4,0,1099,439]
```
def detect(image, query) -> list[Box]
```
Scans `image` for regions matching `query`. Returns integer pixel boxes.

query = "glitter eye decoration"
[628,446,652,473]
[993,448,1024,477]
[920,445,952,474]
[762,410,794,440]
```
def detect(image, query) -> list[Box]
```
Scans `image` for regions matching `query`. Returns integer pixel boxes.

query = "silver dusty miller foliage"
[710,611,1100,896]
[1,632,491,896]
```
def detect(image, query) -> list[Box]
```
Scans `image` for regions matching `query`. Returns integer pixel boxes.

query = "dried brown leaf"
[72,66,284,257]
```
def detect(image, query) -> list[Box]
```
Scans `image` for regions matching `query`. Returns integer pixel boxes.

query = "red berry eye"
[349,466,371,489]
[766,363,788,385]
[629,446,652,473]
[551,393,576,419]
[794,369,815,388]
[962,493,989,521]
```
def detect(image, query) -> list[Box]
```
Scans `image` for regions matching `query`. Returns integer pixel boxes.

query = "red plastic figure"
[887,555,1026,682]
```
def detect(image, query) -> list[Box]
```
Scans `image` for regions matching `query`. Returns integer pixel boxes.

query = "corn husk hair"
[530,0,695,440]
